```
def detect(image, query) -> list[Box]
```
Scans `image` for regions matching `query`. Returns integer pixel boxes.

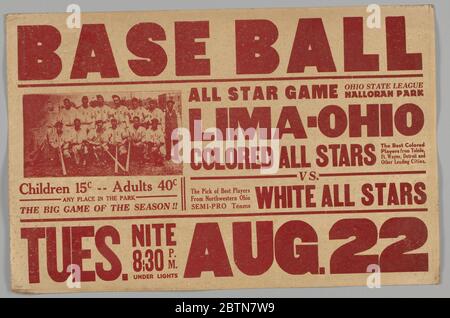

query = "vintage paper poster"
[7,5,439,293]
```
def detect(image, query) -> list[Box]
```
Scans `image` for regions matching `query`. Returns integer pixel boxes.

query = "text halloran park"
[7,5,439,292]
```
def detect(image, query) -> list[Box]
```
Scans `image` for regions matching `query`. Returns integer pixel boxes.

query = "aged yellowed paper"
[7,5,439,293]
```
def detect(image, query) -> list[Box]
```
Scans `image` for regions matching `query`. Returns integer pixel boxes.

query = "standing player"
[60,98,75,128]
[77,96,94,133]
[92,95,109,126]
[110,95,129,128]
[46,100,60,129]
[164,99,179,160]
[128,97,144,124]
[143,98,164,129]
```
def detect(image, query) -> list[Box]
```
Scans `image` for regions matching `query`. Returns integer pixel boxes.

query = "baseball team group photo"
[23,91,182,177]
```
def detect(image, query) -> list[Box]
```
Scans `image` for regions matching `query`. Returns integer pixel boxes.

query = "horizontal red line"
[191,174,297,180]
[319,170,427,177]
[135,195,178,199]
[19,198,62,202]
[17,74,423,88]
[19,208,427,223]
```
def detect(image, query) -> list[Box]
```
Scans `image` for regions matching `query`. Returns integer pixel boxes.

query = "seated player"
[128,116,146,163]
[87,119,109,166]
[145,118,165,166]
[106,117,129,164]
[65,118,89,167]
[48,121,70,164]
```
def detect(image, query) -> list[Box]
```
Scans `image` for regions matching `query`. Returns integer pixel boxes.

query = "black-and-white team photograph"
[23,92,182,177]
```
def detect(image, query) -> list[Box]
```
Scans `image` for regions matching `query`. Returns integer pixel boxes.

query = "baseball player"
[87,119,109,166]
[65,118,89,166]
[128,116,147,162]
[164,99,179,160]
[145,118,165,166]
[106,117,129,160]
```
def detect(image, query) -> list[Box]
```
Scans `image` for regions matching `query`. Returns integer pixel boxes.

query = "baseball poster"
[6,5,439,293]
